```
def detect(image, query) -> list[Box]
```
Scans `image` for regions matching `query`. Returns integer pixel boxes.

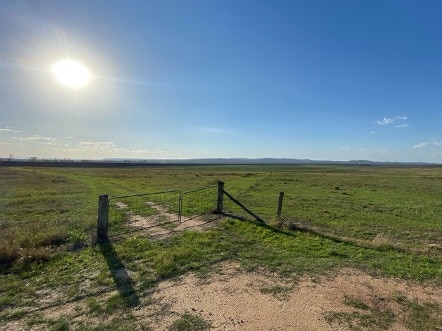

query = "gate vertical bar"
[178,194,182,224]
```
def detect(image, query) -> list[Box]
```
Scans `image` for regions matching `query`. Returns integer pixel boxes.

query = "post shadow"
[99,239,140,307]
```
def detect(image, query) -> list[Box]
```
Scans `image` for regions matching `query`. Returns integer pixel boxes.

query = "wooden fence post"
[97,195,109,243]
[216,181,224,214]
[277,192,284,221]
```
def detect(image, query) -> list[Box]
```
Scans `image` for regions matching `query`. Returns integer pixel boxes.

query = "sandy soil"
[137,263,441,330]
[116,201,219,238]
[3,264,441,331]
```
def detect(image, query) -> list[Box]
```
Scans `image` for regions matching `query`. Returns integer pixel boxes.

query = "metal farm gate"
[96,181,277,242]
[106,185,218,237]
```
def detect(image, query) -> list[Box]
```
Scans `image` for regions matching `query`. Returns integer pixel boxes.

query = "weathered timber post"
[97,195,109,243]
[276,192,284,221]
[216,181,224,214]
[178,194,183,224]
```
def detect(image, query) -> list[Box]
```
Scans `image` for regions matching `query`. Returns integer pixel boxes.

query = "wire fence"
[180,186,218,218]
[106,185,218,236]
[108,190,181,236]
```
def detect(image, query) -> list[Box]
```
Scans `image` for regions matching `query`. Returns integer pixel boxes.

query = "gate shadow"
[99,239,140,307]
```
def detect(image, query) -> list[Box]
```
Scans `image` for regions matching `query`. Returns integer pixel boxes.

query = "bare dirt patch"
[4,264,440,330]
[139,263,442,330]
[116,201,220,238]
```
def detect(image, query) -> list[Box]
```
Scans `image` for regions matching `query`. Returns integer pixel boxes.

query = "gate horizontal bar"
[109,190,181,201]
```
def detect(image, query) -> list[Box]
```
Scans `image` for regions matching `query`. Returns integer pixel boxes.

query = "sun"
[51,59,90,89]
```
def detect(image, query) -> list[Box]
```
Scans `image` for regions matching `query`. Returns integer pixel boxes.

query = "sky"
[1,0,442,163]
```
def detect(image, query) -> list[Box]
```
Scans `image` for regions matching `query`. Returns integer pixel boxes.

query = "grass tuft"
[260,285,292,299]
[0,243,20,270]
[49,317,70,331]
[403,299,442,331]
[169,313,211,331]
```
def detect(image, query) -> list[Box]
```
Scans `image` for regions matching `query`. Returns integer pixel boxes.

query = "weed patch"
[403,299,442,331]
[169,313,211,331]
[325,309,395,331]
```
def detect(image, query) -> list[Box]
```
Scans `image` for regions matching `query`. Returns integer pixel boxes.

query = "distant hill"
[1,158,440,167]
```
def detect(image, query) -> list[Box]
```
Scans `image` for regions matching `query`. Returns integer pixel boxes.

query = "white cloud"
[341,146,365,152]
[412,138,442,149]
[13,135,58,145]
[340,146,390,159]
[0,127,21,133]
[73,141,119,154]
[395,124,410,128]
[199,127,225,134]
[375,116,408,126]
[376,118,395,125]
[79,141,115,148]
[413,142,430,149]
[57,140,171,158]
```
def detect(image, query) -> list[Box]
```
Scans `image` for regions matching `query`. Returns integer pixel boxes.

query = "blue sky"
[1,0,442,162]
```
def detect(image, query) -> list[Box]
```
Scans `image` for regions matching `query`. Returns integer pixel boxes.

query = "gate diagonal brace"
[222,189,267,225]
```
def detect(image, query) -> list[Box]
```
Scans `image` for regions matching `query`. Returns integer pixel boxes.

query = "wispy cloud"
[2,133,173,159]
[198,126,226,134]
[63,141,170,158]
[412,142,430,149]
[340,146,389,158]
[0,127,21,133]
[13,135,58,145]
[375,116,408,126]
[376,118,395,125]
[341,146,365,152]
[79,141,115,149]
[412,138,442,149]
[205,128,221,133]
[395,124,410,128]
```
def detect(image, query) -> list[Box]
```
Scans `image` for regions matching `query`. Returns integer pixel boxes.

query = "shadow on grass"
[99,239,140,307]
[223,211,431,258]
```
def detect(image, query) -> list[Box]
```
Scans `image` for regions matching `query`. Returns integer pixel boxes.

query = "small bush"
[49,317,69,331]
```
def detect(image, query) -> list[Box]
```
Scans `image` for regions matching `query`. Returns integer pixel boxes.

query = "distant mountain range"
[1,157,441,167]
[104,158,441,166]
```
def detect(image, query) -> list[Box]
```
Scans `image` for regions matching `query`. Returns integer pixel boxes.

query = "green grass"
[326,294,442,331]
[2,165,441,259]
[325,309,396,331]
[0,218,441,328]
[0,164,441,329]
[403,299,442,331]
[169,313,211,331]
[1,164,441,273]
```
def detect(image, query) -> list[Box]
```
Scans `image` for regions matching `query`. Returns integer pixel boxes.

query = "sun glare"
[51,59,90,89]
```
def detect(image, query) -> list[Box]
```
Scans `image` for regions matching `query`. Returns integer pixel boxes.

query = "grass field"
[1,165,441,330]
